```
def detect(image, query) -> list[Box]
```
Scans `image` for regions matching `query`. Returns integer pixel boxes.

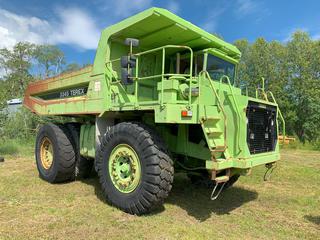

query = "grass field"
[0,143,319,239]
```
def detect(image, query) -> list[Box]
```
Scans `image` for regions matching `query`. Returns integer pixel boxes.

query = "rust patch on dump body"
[26,65,93,94]
[24,65,94,114]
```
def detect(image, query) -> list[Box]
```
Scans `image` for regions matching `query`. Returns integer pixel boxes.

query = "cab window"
[207,54,235,83]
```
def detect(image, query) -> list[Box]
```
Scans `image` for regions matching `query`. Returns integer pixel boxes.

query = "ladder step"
[208,138,224,147]
[205,116,220,120]
[215,176,229,183]
[210,147,231,160]
[211,148,225,153]
[210,144,225,152]
[215,158,225,162]
[206,130,223,136]
[212,144,225,149]
[205,126,222,132]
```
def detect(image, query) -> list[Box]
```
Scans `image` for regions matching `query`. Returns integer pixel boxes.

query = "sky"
[0,0,319,66]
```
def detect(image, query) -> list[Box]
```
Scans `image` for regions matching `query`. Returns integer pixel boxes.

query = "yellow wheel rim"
[108,144,141,193]
[40,137,53,170]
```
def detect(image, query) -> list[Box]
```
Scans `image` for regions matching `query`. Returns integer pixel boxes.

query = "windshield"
[207,54,235,83]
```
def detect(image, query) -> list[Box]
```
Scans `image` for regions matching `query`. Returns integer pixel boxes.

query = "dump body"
[24,7,284,180]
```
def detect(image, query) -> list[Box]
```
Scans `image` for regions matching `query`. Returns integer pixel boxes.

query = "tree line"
[0,43,86,100]
[0,31,319,144]
[235,31,320,143]
[0,43,86,139]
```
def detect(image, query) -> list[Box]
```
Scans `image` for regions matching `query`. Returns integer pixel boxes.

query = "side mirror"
[124,38,139,47]
[121,68,133,85]
[121,55,137,68]
[121,38,139,86]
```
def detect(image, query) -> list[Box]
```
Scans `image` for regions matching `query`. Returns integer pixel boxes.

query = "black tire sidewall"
[66,123,93,179]
[35,124,60,183]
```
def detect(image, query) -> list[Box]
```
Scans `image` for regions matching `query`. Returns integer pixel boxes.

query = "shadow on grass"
[304,215,320,225]
[80,172,106,203]
[80,173,166,215]
[167,174,258,221]
[81,173,258,221]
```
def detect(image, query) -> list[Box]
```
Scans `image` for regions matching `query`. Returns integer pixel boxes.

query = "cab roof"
[105,7,240,58]
[93,7,241,75]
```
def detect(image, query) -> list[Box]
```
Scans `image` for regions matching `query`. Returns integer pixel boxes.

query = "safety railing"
[106,45,194,107]
[240,84,248,96]
[266,91,286,143]
[240,78,266,99]
[255,87,268,100]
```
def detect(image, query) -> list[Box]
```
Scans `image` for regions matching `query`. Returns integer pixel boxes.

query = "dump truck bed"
[24,65,107,116]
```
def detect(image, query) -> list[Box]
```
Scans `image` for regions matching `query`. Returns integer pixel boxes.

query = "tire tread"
[96,122,174,215]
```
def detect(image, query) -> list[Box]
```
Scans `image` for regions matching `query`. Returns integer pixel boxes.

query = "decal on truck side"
[39,86,88,100]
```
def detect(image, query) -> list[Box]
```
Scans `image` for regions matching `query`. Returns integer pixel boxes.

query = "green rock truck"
[24,8,285,215]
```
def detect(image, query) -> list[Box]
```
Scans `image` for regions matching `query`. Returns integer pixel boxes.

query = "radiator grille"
[246,102,277,154]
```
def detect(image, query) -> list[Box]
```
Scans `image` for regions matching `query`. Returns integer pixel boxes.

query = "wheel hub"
[109,144,141,193]
[40,137,53,170]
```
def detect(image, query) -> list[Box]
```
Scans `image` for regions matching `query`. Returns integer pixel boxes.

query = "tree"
[62,63,82,74]
[0,42,79,141]
[0,42,35,98]
[287,31,320,142]
[34,45,65,78]
[235,31,320,142]
[234,39,250,88]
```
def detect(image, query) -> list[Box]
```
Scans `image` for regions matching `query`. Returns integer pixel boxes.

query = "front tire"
[35,123,76,183]
[96,122,174,215]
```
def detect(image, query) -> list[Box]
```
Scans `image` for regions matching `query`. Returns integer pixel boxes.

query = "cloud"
[0,67,6,78]
[106,0,152,17]
[235,0,257,16]
[0,9,51,49]
[167,1,180,13]
[311,29,320,40]
[53,8,100,50]
[234,0,270,22]
[201,21,217,33]
[0,26,16,49]
[283,28,320,42]
[201,5,228,32]
[312,34,320,40]
[0,8,100,50]
[282,27,309,42]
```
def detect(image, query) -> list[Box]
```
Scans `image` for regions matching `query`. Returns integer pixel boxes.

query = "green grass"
[0,146,319,239]
[0,142,19,155]
[0,138,34,156]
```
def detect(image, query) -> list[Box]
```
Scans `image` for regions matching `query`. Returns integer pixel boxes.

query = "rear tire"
[35,123,75,183]
[225,174,240,189]
[96,122,174,215]
[66,123,93,179]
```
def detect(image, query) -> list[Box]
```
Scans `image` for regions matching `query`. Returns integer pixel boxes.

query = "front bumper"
[206,151,280,171]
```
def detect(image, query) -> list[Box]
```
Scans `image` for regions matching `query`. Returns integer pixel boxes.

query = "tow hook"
[210,175,229,200]
[264,162,277,181]
[210,182,226,200]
